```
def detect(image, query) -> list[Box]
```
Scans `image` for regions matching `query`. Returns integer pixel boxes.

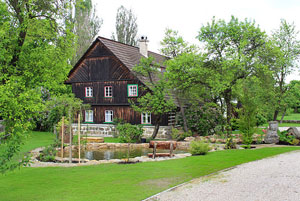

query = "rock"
[287,127,300,139]
[265,121,279,144]
[184,136,195,142]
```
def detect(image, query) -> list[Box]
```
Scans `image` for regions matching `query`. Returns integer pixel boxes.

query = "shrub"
[189,141,211,155]
[170,128,192,141]
[278,130,296,145]
[38,145,58,162]
[183,103,225,136]
[116,123,143,143]
[225,136,237,149]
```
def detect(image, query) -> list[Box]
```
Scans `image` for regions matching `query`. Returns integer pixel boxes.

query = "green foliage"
[170,128,192,141]
[38,146,57,162]
[184,103,224,135]
[131,57,176,139]
[112,5,138,46]
[271,19,300,120]
[160,29,197,58]
[37,94,87,131]
[225,136,237,149]
[116,123,143,143]
[0,0,75,173]
[71,0,102,65]
[189,140,212,155]
[278,130,296,145]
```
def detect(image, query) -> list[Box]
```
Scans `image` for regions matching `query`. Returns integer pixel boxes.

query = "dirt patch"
[140,177,183,189]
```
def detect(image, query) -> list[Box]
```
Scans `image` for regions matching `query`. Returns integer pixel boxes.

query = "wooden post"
[61,116,64,160]
[153,142,157,159]
[78,113,81,164]
[170,142,173,157]
[69,109,72,163]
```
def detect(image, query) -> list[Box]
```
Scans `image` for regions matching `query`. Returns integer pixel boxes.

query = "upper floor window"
[85,87,93,97]
[128,84,138,97]
[141,112,151,124]
[104,86,112,97]
[85,110,93,122]
[105,110,113,122]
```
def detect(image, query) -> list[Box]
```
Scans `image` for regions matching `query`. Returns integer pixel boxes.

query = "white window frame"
[85,110,93,122]
[104,86,112,97]
[105,110,113,122]
[128,84,138,97]
[85,87,93,97]
[141,112,151,124]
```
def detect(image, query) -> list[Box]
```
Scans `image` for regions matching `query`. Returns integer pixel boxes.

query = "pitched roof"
[98,36,167,71]
[67,36,167,84]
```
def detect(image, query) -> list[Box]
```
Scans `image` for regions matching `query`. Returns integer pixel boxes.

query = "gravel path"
[148,150,300,201]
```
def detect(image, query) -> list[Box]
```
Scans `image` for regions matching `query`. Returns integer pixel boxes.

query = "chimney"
[138,35,148,57]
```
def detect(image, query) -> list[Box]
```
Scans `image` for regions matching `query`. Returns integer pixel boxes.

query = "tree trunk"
[224,89,232,136]
[273,110,279,121]
[177,97,188,132]
[280,108,287,124]
[151,116,161,139]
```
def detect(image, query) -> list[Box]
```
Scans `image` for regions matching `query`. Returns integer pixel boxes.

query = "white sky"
[94,0,300,81]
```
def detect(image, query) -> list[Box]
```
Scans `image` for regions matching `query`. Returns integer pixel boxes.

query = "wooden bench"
[148,141,177,159]
[81,137,104,143]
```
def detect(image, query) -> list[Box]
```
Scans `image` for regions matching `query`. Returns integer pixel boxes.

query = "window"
[85,87,93,97]
[104,86,112,97]
[128,84,138,97]
[85,110,93,122]
[141,112,151,124]
[105,110,113,122]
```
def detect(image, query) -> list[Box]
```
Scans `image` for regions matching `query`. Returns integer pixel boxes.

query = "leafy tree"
[131,57,175,139]
[0,0,75,173]
[111,5,138,46]
[197,16,268,134]
[270,19,300,120]
[161,29,198,132]
[71,0,102,65]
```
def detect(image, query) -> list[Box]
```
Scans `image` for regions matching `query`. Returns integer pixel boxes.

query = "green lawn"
[277,113,300,121]
[13,131,55,161]
[1,131,299,201]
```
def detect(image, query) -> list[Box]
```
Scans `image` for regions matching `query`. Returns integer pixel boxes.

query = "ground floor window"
[105,110,113,122]
[85,110,93,122]
[141,112,151,124]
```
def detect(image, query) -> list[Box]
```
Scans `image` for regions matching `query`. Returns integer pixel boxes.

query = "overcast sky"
[94,0,300,81]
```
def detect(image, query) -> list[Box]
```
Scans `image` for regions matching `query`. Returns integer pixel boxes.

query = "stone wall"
[71,124,172,139]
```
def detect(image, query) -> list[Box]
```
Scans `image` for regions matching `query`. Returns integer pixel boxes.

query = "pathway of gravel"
[148,150,300,201]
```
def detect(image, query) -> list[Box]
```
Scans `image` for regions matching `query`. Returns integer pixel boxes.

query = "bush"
[183,103,225,136]
[189,140,211,155]
[116,123,143,143]
[170,128,192,141]
[278,130,296,145]
[225,136,237,149]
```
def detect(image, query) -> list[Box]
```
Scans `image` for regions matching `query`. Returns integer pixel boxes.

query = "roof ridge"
[97,36,166,57]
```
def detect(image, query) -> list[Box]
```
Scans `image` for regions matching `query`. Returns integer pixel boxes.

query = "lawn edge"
[142,149,300,201]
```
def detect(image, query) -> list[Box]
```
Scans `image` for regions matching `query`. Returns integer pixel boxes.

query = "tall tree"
[271,19,300,120]
[160,29,197,132]
[71,0,102,65]
[197,16,268,133]
[131,57,175,139]
[112,5,138,46]
[0,0,75,173]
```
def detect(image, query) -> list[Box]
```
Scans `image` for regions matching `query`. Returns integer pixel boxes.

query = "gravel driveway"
[147,150,300,201]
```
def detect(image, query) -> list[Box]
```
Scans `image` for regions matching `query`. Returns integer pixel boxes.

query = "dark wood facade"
[66,37,169,126]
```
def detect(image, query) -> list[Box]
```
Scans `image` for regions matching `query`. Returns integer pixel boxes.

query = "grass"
[0,132,299,201]
[277,113,300,121]
[13,131,55,161]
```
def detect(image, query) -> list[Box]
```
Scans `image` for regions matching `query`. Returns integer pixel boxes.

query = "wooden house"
[66,36,172,127]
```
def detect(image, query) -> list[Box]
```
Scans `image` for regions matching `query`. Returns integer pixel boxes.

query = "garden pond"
[58,147,188,160]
